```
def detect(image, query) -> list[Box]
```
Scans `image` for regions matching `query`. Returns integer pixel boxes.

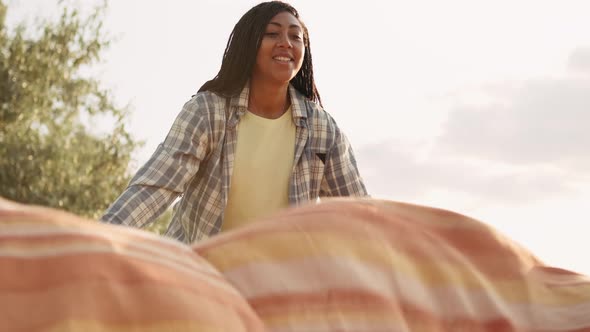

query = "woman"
[102,1,367,243]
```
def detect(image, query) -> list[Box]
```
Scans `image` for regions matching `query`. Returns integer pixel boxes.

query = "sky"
[6,0,590,274]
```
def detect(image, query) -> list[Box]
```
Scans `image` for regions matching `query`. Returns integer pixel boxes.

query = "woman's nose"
[276,33,292,48]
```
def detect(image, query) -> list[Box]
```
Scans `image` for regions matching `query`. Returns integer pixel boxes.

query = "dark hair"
[198,1,322,106]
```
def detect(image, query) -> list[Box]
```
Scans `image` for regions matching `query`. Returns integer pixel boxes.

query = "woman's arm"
[320,121,368,197]
[101,95,214,228]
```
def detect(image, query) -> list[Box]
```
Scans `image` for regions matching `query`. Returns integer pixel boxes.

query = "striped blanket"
[1,197,589,331]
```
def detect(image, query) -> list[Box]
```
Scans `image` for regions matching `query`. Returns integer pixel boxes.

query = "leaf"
[0,0,143,220]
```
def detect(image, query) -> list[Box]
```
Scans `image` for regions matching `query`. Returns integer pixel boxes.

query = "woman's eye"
[291,35,302,40]
[264,32,279,37]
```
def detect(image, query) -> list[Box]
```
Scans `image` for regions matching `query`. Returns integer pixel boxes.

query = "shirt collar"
[229,83,308,122]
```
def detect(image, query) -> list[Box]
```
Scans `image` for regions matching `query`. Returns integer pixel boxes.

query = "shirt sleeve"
[320,121,368,197]
[101,95,213,228]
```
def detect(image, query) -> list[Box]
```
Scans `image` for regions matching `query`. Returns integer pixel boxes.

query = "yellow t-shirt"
[222,107,296,231]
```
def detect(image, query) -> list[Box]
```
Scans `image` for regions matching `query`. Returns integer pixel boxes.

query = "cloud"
[437,74,590,169]
[357,48,590,205]
[357,140,575,206]
[568,47,590,74]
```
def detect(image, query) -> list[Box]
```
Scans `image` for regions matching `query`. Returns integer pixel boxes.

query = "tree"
[0,1,142,220]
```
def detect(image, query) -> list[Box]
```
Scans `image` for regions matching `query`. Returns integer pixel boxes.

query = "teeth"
[274,56,291,62]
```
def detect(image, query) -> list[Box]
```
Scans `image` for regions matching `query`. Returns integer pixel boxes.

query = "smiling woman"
[251,11,306,107]
[100,1,368,243]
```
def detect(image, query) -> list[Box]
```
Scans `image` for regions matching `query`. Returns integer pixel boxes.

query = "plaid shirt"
[102,84,367,243]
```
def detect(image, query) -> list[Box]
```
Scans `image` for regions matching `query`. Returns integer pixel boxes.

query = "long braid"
[291,29,322,106]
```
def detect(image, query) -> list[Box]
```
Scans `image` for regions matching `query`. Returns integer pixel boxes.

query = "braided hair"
[198,1,322,106]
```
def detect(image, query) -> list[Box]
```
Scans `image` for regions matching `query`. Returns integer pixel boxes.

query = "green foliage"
[0,1,142,219]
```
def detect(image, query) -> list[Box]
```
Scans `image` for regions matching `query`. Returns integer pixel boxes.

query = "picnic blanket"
[1,197,589,331]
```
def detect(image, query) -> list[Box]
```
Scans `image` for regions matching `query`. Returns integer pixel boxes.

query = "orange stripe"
[0,253,226,294]
[249,290,530,332]
[0,232,187,254]
[1,282,262,331]
[198,231,538,281]
[0,232,208,273]
[0,217,186,253]
[44,320,233,332]
[197,200,492,246]
[195,204,541,275]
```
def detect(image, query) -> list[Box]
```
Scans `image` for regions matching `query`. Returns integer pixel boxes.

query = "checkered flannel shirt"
[101,84,367,243]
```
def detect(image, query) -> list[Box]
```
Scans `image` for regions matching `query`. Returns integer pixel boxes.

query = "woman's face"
[251,12,305,85]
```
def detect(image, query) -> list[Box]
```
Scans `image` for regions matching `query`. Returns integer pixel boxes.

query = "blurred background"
[1,0,589,273]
